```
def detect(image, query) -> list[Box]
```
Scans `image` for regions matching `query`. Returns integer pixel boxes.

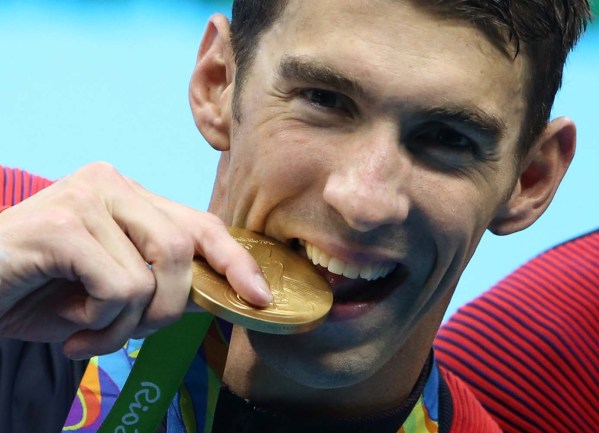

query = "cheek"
[256,128,331,192]
[417,179,495,248]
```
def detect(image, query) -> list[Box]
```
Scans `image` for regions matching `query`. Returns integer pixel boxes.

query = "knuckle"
[79,161,119,179]
[165,234,194,262]
[134,273,156,300]
[138,272,157,297]
[149,233,194,267]
[47,208,84,233]
[72,162,129,194]
[51,183,104,218]
[111,272,155,305]
[66,184,101,209]
[198,213,226,239]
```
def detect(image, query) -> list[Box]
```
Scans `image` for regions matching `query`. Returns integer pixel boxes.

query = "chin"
[249,330,383,389]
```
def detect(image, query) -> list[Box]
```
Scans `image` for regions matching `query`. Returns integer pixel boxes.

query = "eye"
[407,122,486,169]
[300,88,350,112]
[411,123,476,153]
[434,127,473,149]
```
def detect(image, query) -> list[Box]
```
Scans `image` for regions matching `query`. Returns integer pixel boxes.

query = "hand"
[0,162,271,359]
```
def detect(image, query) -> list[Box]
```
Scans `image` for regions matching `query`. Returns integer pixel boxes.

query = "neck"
[222,307,445,418]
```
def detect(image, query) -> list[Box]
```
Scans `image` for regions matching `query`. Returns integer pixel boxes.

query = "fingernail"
[254,274,273,304]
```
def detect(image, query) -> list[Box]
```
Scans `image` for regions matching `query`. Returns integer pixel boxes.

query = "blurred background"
[1,0,597,319]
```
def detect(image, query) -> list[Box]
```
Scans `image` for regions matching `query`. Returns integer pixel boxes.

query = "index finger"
[123,181,273,307]
[194,215,273,307]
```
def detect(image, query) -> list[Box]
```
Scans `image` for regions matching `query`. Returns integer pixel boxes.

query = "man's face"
[213,0,528,387]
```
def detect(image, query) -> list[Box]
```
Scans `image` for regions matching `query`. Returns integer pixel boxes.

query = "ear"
[489,117,576,235]
[189,14,235,151]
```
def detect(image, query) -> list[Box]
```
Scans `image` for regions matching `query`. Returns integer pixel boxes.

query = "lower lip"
[318,268,397,322]
[327,301,375,321]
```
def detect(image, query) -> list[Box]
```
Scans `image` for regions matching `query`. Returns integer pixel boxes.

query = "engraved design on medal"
[190,228,333,334]
[233,236,276,249]
[224,276,322,316]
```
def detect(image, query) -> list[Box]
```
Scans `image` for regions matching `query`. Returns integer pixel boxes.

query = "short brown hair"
[230,0,591,155]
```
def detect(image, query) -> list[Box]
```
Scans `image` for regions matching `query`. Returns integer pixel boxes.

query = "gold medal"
[190,227,333,334]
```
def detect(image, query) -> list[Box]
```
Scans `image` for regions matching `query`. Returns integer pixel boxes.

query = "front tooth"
[360,264,374,280]
[328,257,345,275]
[343,263,361,279]
[310,246,321,265]
[318,251,331,268]
[304,241,395,281]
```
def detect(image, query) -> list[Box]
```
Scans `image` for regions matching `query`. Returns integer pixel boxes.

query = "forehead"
[250,0,529,150]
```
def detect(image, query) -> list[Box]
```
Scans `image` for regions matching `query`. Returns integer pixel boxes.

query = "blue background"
[1,1,597,319]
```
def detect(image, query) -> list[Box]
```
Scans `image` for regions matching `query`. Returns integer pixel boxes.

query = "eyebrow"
[277,55,507,141]
[418,106,507,141]
[277,55,369,100]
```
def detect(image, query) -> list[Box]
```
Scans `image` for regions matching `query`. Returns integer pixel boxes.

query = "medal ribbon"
[96,313,214,433]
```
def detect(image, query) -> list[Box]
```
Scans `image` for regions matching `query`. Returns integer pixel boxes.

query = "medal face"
[190,227,333,334]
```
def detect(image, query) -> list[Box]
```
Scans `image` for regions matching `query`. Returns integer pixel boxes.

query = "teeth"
[360,264,374,280]
[328,257,345,275]
[318,251,331,268]
[343,263,361,279]
[302,240,395,281]
[311,246,321,266]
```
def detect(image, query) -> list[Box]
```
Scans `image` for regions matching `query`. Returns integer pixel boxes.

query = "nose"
[322,130,411,232]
